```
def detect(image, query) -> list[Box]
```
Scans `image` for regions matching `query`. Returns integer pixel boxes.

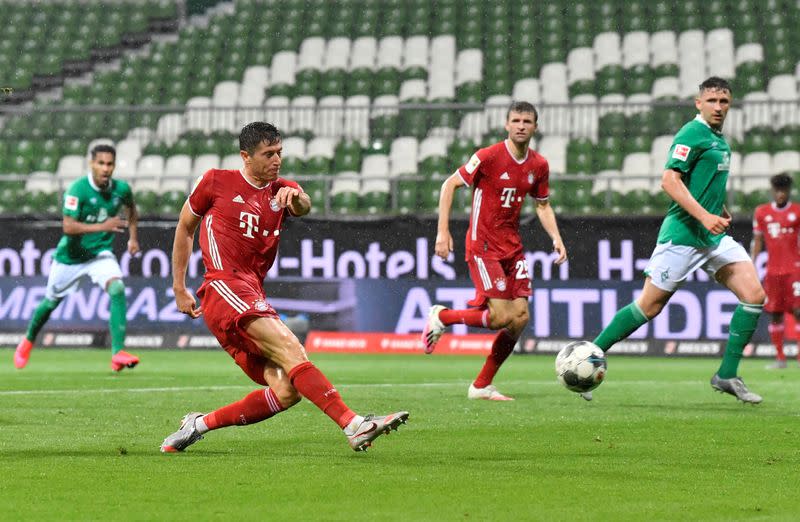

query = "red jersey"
[188,169,301,288]
[457,140,550,260]
[753,201,800,275]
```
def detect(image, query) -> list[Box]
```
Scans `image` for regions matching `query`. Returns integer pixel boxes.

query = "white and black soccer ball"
[555,341,607,393]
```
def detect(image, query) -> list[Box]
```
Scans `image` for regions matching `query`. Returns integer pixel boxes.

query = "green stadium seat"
[567,139,594,175]
[334,140,362,172]
[419,180,442,213]
[741,128,774,154]
[395,178,418,214]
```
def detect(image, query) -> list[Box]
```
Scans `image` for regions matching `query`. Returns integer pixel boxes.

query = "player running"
[161,122,408,453]
[13,144,140,371]
[422,101,568,401]
[591,77,765,403]
[751,173,800,369]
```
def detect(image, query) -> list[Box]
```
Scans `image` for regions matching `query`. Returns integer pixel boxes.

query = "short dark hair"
[239,121,281,154]
[699,76,732,95]
[771,173,792,189]
[90,144,116,159]
[507,101,538,123]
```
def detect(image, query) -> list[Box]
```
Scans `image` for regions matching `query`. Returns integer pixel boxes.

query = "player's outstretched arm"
[63,215,127,235]
[661,169,730,234]
[750,232,764,262]
[172,201,202,318]
[535,199,567,265]
[126,199,140,255]
[434,174,463,259]
[282,187,311,216]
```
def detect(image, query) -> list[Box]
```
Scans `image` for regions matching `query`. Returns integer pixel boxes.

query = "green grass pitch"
[1,349,799,521]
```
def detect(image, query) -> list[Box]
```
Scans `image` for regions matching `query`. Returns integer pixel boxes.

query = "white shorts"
[644,235,751,292]
[45,251,123,300]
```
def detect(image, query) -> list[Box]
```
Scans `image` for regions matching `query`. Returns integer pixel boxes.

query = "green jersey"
[657,115,732,248]
[54,175,134,264]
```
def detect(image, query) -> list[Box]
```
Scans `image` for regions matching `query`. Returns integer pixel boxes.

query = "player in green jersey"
[14,144,142,371]
[590,77,766,403]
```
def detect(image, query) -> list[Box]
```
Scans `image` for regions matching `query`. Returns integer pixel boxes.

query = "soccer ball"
[555,341,607,393]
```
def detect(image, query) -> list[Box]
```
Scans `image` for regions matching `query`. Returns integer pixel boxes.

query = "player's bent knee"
[274,387,301,408]
[107,278,125,296]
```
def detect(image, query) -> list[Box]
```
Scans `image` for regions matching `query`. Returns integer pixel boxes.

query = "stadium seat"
[289,96,316,139]
[512,79,541,105]
[330,172,360,214]
[740,152,772,194]
[566,47,595,98]
[280,137,306,175]
[772,151,800,176]
[403,36,429,80]
[360,154,390,213]
[306,137,337,175]
[316,96,345,139]
[484,95,512,134]
[192,154,220,178]
[389,137,418,178]
[538,136,569,175]
[334,140,362,172]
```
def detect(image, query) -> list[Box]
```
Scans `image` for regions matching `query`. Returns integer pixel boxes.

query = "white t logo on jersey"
[767,222,781,238]
[239,211,260,238]
[500,187,517,208]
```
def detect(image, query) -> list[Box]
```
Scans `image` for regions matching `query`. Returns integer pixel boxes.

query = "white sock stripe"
[209,281,248,314]
[213,280,249,310]
[768,323,785,331]
[265,389,281,412]
[738,301,764,314]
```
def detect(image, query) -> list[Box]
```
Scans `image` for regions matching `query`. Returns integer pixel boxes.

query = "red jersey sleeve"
[752,205,764,235]
[457,146,494,186]
[531,157,550,200]
[188,170,216,216]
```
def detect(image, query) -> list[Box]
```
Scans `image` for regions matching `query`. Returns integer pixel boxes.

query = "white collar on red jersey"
[504,139,529,164]
[239,169,271,190]
[771,201,794,212]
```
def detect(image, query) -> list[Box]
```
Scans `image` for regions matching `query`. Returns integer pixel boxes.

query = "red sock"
[769,323,786,361]
[288,361,355,428]
[204,388,285,430]
[439,308,489,328]
[473,329,516,388]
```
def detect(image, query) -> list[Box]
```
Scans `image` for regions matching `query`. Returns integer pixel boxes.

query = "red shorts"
[466,253,532,307]
[197,278,280,386]
[763,272,800,313]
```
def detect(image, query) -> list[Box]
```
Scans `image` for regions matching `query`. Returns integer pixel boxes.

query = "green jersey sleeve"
[62,180,84,219]
[664,132,705,174]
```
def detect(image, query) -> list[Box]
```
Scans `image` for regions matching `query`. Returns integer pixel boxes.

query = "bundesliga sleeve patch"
[465,153,481,174]
[64,195,78,211]
[671,144,691,161]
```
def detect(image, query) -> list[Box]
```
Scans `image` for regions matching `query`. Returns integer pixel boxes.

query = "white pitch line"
[0,380,710,396]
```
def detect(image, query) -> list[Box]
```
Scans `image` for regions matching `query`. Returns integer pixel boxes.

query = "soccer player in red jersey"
[751,173,800,369]
[422,101,567,400]
[160,122,408,453]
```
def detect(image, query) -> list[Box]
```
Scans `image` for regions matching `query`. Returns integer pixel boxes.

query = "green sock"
[25,297,61,342]
[108,280,127,355]
[717,302,763,378]
[593,302,649,352]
